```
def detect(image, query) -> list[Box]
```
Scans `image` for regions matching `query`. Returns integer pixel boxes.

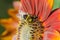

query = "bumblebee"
[17,11,44,40]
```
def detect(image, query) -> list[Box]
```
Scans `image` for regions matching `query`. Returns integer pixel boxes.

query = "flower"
[14,0,60,40]
[0,1,20,40]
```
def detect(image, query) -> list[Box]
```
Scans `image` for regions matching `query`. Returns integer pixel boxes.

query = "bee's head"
[23,14,38,23]
[17,10,37,22]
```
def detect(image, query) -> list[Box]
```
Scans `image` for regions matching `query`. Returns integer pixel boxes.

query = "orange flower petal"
[1,31,16,40]
[0,18,18,31]
[0,18,17,40]
[8,9,19,22]
[0,1,20,40]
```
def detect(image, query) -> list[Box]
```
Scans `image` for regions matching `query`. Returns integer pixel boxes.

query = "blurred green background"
[0,0,60,35]
[0,0,13,35]
[0,0,18,35]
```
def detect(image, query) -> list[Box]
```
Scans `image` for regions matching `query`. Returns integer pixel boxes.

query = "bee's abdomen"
[17,21,44,40]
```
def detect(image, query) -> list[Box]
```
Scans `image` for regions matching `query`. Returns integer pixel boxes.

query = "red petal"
[21,0,35,15]
[21,0,53,18]
[34,0,39,16]
[50,22,60,32]
[44,28,60,40]
[43,9,60,27]
[38,0,53,21]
